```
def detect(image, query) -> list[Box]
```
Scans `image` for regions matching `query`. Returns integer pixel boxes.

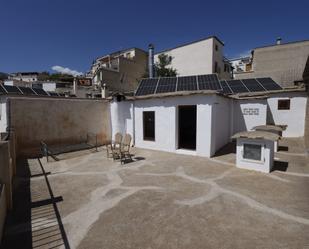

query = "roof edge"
[155,36,224,55]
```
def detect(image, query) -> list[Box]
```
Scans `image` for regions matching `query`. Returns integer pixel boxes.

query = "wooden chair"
[120,134,133,164]
[107,132,123,159]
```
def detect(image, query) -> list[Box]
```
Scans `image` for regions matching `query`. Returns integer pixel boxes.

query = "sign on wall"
[242,108,259,115]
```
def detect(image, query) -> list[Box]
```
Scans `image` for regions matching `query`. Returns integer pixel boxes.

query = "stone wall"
[8,97,111,156]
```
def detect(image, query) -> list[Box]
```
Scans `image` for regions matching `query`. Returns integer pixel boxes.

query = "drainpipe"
[132,100,135,146]
[148,44,155,78]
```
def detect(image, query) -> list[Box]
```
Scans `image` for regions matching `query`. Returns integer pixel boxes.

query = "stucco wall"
[133,95,215,157]
[155,39,214,77]
[267,92,307,137]
[236,138,274,173]
[212,95,232,154]
[0,99,8,133]
[0,184,6,243]
[232,99,267,134]
[110,100,134,144]
[8,97,111,156]
[235,41,309,87]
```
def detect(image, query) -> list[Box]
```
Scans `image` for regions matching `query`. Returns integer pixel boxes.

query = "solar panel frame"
[226,80,249,94]
[48,91,59,97]
[0,84,7,94]
[241,79,266,92]
[32,88,49,96]
[155,77,177,94]
[198,74,222,91]
[135,78,159,96]
[18,86,37,95]
[219,80,233,94]
[3,85,23,95]
[177,76,197,91]
[256,78,282,91]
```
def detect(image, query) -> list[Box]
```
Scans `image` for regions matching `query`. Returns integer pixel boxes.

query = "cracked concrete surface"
[2,143,309,249]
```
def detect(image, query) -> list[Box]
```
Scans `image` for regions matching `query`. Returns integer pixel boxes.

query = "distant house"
[229,56,252,75]
[154,36,232,80]
[234,39,309,87]
[9,72,39,83]
[90,48,148,95]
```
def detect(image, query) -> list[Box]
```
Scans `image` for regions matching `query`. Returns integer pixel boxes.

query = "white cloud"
[236,50,251,58]
[51,65,83,76]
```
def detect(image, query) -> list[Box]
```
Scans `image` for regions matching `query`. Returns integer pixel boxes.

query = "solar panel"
[256,78,282,91]
[0,85,6,95]
[135,78,158,96]
[241,79,265,92]
[32,88,49,96]
[177,76,197,91]
[48,91,59,97]
[3,85,22,95]
[226,80,249,93]
[198,74,221,90]
[18,86,37,95]
[220,80,233,94]
[155,77,177,94]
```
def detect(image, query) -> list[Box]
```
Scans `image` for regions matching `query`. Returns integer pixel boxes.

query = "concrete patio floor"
[2,140,309,249]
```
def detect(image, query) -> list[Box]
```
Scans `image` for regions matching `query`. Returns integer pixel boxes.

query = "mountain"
[0,72,8,80]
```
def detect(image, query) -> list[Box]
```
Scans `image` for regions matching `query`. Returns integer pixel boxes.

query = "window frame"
[277,99,290,110]
[143,111,155,141]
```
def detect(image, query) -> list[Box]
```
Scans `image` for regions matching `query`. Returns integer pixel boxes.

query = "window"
[214,62,218,73]
[215,44,218,51]
[243,144,262,161]
[143,111,155,141]
[278,99,290,110]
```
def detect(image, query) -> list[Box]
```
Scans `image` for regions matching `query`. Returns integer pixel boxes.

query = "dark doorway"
[178,105,197,150]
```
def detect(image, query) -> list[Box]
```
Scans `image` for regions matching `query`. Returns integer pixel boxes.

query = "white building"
[229,56,252,75]
[8,72,38,83]
[154,36,232,80]
[109,79,307,158]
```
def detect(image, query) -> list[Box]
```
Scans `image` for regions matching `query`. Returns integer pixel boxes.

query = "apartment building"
[91,48,148,95]
[234,39,309,87]
[154,36,232,80]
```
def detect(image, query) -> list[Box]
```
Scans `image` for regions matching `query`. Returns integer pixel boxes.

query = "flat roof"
[156,36,225,54]
[254,39,309,50]
[231,131,280,141]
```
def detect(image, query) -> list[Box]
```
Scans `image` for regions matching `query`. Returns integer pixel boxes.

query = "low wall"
[8,97,111,156]
[0,184,6,243]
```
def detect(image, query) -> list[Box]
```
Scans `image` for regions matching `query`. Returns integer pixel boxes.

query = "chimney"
[73,77,77,95]
[101,83,108,99]
[148,44,155,78]
[276,37,282,45]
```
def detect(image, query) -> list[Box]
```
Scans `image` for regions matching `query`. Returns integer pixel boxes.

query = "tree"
[155,54,177,77]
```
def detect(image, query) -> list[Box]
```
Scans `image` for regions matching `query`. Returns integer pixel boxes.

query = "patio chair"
[120,133,133,164]
[106,132,123,159]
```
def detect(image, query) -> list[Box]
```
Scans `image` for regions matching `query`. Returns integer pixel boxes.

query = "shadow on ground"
[1,158,70,249]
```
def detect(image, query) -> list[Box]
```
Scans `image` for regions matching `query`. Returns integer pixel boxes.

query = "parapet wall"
[8,97,111,156]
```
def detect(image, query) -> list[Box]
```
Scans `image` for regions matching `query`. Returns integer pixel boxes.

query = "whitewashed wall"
[110,100,134,144]
[236,138,274,173]
[0,99,7,133]
[154,39,214,76]
[232,99,267,134]
[133,95,215,157]
[212,95,232,155]
[267,92,307,137]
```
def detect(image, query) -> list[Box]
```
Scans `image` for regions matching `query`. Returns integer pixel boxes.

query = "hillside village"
[0,34,309,248]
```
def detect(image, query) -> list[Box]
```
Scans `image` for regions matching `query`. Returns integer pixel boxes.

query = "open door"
[178,105,197,150]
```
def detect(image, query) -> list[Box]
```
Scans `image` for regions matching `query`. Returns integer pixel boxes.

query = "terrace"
[1,138,309,249]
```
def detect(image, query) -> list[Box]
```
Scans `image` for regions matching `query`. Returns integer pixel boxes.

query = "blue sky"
[1,0,308,74]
